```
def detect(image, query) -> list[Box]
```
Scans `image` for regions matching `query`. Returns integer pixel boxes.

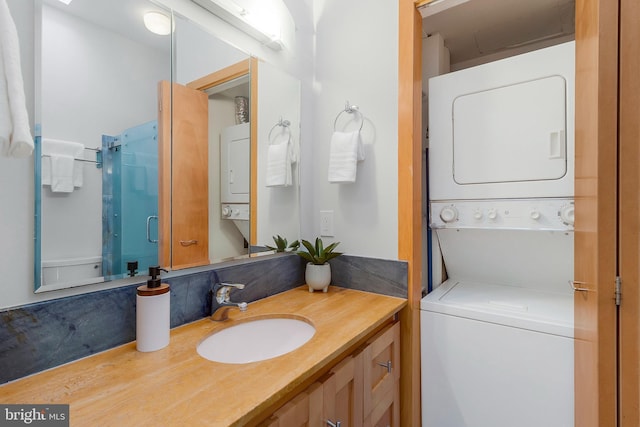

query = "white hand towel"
[50,154,74,192]
[41,138,85,189]
[328,131,365,183]
[266,142,290,187]
[0,41,11,152]
[0,0,34,157]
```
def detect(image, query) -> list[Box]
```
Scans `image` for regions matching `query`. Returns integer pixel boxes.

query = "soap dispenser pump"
[136,266,170,352]
[147,266,163,288]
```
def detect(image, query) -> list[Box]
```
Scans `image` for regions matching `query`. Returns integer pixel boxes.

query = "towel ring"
[334,101,364,132]
[268,118,291,145]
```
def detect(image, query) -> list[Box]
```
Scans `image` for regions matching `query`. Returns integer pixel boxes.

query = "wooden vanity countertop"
[0,286,406,426]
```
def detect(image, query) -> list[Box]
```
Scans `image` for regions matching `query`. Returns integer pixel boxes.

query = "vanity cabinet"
[362,322,401,427]
[261,322,400,427]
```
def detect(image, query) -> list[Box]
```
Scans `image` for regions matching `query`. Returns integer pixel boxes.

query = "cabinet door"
[261,383,323,427]
[158,81,209,270]
[321,354,363,427]
[363,322,400,427]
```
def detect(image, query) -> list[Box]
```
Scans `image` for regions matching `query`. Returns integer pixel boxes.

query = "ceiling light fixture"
[191,0,284,50]
[57,0,73,5]
[143,11,172,36]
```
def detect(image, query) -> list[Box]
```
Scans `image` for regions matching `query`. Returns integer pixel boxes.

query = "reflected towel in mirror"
[41,138,85,192]
[50,154,74,192]
[266,140,294,187]
[327,131,364,183]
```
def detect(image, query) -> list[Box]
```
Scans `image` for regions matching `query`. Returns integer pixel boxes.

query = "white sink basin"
[197,317,316,364]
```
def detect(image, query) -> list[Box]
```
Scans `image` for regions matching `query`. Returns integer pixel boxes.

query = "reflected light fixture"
[143,11,172,36]
[57,0,73,4]
[419,0,471,18]
[191,0,284,50]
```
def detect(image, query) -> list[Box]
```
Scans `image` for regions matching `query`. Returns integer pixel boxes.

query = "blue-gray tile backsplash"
[0,254,406,384]
[329,255,408,299]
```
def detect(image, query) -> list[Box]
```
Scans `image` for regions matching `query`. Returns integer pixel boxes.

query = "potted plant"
[296,238,342,293]
[265,235,300,253]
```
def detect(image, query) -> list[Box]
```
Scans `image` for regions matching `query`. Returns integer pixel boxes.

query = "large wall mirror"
[34,0,300,293]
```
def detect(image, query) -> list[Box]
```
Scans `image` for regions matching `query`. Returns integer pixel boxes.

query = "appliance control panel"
[221,203,249,221]
[430,199,574,231]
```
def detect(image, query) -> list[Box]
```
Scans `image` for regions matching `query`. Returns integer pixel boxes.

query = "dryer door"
[453,76,567,185]
[428,41,575,201]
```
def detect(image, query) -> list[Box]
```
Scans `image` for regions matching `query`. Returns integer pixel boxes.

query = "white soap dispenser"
[136,266,170,352]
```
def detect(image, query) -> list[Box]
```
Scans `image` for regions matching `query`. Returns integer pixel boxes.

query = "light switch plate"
[320,210,334,236]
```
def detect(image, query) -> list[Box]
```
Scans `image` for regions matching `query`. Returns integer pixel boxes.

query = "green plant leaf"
[301,239,316,257]
[316,238,324,257]
[324,241,340,253]
[288,240,300,251]
[324,252,343,262]
[296,237,341,264]
[296,251,316,263]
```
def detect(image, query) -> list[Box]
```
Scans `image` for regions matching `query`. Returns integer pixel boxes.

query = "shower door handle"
[146,215,158,243]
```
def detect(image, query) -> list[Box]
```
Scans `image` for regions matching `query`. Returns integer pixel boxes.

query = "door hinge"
[615,276,622,306]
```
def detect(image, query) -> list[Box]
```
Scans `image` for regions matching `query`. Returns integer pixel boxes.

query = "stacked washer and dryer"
[421,41,576,427]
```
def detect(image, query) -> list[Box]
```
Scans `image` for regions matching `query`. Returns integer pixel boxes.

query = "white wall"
[308,0,399,259]
[174,14,247,85]
[256,61,301,247]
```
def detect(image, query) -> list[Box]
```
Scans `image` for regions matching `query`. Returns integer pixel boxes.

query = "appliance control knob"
[222,206,232,217]
[439,206,458,223]
[473,209,483,220]
[530,209,541,220]
[560,204,575,225]
[487,208,498,220]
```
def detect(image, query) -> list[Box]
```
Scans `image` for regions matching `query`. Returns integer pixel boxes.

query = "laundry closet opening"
[418,1,576,426]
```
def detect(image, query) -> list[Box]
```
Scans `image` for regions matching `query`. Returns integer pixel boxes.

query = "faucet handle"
[220,283,245,290]
[212,282,245,293]
[213,282,246,304]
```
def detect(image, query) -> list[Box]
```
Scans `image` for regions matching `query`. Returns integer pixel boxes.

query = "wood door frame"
[574,1,618,425]
[186,57,259,248]
[619,0,640,424]
[398,1,423,425]
[400,1,620,425]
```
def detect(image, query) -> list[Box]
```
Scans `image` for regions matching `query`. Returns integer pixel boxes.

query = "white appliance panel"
[221,123,250,204]
[228,138,250,195]
[421,309,574,427]
[429,41,575,200]
[435,228,574,293]
[453,76,567,185]
[421,280,574,337]
[430,198,574,230]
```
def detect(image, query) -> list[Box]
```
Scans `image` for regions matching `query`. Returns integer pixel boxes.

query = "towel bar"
[41,154,100,164]
[333,101,364,132]
[268,117,291,144]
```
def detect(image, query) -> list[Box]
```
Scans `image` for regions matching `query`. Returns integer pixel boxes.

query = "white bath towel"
[41,138,85,191]
[327,131,365,183]
[0,0,34,157]
[0,40,10,150]
[50,154,74,192]
[266,141,292,187]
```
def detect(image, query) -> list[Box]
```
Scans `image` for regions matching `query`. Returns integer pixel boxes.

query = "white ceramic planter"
[305,263,331,293]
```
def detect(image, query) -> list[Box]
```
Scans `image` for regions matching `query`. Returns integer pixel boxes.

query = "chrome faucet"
[211,283,248,321]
